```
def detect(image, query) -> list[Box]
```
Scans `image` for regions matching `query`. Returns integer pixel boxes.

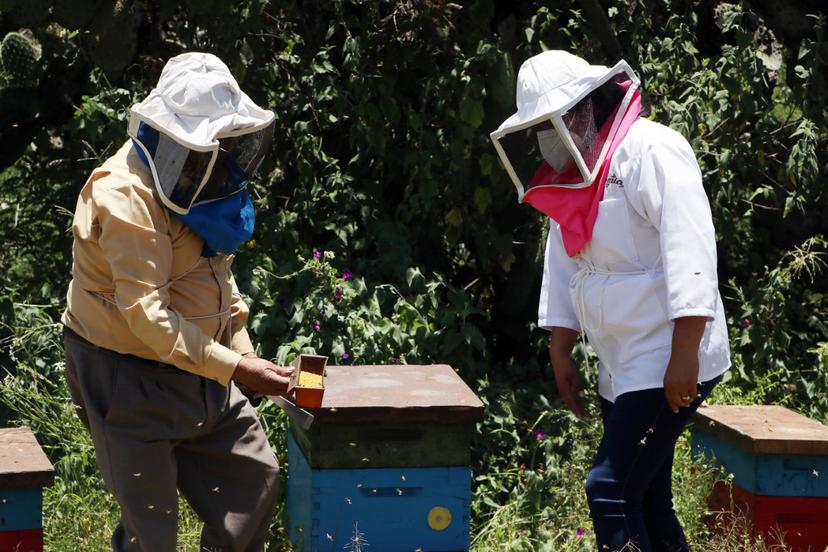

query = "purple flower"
[313,321,321,332]
[534,430,545,441]
[341,351,350,361]
[335,287,343,298]
[519,463,526,470]
[576,528,586,538]
[313,249,322,260]
[392,355,402,364]
[342,269,353,281]
[742,319,752,329]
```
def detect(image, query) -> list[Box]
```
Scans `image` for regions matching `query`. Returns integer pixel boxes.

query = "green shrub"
[0,0,825,549]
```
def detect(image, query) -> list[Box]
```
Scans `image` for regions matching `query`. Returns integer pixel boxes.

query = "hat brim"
[131,89,275,149]
[489,60,640,202]
[491,61,635,139]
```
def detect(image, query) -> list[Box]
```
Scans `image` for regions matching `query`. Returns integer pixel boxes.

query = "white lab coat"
[539,118,730,402]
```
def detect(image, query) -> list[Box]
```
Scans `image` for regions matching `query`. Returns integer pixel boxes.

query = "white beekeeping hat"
[490,50,639,201]
[128,52,275,214]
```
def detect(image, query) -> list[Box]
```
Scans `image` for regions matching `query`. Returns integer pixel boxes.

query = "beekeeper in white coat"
[490,50,730,552]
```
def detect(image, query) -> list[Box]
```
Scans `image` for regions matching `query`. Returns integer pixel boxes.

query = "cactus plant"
[0,0,21,14]
[5,0,50,28]
[53,0,102,30]
[85,0,138,78]
[0,32,41,88]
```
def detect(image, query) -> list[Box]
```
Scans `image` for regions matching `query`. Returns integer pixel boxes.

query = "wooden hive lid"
[693,405,828,456]
[309,364,485,423]
[0,427,55,488]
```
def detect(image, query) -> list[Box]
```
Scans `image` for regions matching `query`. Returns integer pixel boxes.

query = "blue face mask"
[132,141,255,256]
[174,189,255,256]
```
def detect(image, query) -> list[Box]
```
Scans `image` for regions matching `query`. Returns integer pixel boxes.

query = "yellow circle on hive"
[428,506,452,531]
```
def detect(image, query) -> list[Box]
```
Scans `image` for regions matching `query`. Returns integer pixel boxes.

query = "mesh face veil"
[129,117,275,213]
[490,52,640,201]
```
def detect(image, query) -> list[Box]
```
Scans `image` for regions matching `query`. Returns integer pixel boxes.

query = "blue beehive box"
[691,405,828,497]
[0,427,54,552]
[691,405,828,551]
[279,364,484,552]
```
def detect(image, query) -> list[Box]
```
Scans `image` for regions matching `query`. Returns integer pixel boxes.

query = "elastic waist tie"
[86,288,233,352]
[571,263,652,373]
[571,264,650,332]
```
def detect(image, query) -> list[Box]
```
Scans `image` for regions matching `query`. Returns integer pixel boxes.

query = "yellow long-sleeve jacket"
[62,141,255,385]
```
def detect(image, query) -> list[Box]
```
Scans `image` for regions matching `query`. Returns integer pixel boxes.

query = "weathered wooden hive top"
[309,364,484,424]
[0,427,55,487]
[694,405,828,456]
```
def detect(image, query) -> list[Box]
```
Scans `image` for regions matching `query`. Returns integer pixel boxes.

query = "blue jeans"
[586,376,721,552]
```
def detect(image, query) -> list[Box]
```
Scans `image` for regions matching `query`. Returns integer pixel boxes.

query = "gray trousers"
[62,328,280,552]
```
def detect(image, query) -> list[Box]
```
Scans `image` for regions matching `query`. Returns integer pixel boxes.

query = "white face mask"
[536,129,572,172]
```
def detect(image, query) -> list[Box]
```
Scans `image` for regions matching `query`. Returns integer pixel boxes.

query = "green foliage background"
[0,0,826,549]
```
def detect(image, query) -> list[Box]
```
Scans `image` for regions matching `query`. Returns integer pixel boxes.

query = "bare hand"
[232,356,294,396]
[547,327,589,419]
[663,316,706,414]
[663,349,699,414]
[552,356,590,419]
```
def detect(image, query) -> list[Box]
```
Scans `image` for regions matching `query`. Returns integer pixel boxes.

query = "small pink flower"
[313,249,322,260]
[335,287,343,298]
[576,527,586,538]
[519,463,525,470]
[742,319,751,329]
[313,321,321,332]
[341,351,350,361]
[342,269,353,281]
[534,430,545,441]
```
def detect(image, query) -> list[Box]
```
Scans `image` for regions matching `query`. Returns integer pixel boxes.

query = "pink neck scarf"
[523,84,642,256]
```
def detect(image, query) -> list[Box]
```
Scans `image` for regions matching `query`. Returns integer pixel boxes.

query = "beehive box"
[282,364,484,552]
[0,427,55,552]
[692,405,828,551]
[706,482,828,547]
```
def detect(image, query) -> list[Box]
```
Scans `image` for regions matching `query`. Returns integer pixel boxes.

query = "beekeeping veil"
[128,52,275,215]
[489,51,639,201]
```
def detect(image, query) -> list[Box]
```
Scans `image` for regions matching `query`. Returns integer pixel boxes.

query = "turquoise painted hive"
[278,364,484,552]
[0,427,54,552]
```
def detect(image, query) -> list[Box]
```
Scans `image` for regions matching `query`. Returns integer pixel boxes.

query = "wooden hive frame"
[288,354,328,409]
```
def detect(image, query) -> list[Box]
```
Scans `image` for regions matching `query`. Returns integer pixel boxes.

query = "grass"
[1,366,786,551]
[0,319,790,551]
[468,422,768,552]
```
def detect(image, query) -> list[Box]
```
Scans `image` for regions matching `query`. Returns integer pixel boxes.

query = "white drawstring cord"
[90,255,233,347]
[92,292,230,322]
[571,261,650,373]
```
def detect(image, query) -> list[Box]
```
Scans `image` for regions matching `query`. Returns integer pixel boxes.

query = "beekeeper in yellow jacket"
[62,52,289,552]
